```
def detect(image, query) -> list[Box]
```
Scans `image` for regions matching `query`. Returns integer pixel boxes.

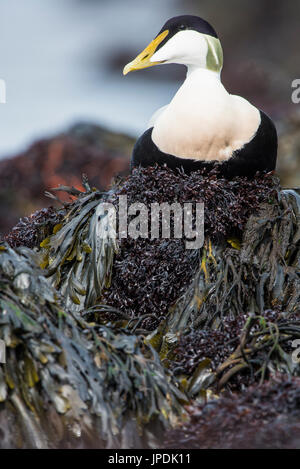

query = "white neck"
[186,65,222,82]
[149,66,225,128]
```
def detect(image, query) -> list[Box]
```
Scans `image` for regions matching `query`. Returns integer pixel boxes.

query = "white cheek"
[151,30,208,67]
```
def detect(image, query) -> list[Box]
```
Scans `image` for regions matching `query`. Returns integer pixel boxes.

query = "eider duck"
[123,15,277,178]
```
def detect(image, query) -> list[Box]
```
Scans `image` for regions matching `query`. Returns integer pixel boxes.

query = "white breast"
[151,68,260,161]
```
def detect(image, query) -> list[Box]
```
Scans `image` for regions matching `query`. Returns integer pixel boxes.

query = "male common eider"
[123,15,277,178]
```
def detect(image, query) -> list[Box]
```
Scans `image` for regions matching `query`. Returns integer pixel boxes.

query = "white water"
[0,0,183,159]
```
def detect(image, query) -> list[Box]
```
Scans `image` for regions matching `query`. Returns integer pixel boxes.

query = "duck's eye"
[179,24,185,30]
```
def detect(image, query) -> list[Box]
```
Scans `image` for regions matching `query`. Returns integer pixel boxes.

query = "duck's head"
[123,15,223,75]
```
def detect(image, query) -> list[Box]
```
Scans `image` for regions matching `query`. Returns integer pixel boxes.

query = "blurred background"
[0,0,300,233]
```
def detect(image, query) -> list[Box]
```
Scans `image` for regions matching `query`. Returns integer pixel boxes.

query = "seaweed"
[101,238,199,331]
[5,207,64,249]
[114,165,278,242]
[96,165,278,328]
[0,245,185,448]
[1,165,300,448]
[38,179,118,311]
[170,310,300,392]
[168,186,300,334]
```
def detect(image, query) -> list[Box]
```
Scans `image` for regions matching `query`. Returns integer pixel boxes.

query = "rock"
[0,123,132,235]
[163,375,300,449]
